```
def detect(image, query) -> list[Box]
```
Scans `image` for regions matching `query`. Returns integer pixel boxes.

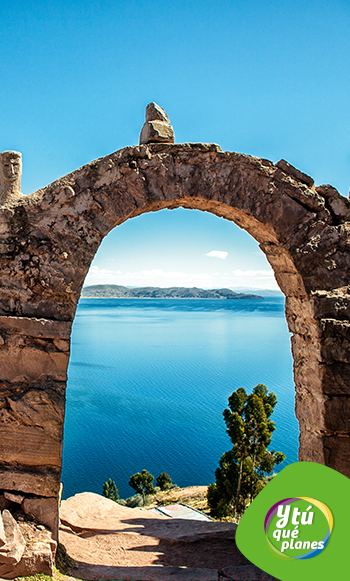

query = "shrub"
[156,472,172,491]
[102,478,119,502]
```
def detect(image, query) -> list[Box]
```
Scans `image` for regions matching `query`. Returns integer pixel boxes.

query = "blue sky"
[1,0,349,289]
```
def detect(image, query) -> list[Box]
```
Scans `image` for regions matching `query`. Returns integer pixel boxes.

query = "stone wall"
[0,142,349,540]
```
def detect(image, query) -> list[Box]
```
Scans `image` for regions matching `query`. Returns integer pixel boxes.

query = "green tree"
[207,384,285,519]
[102,478,119,502]
[129,469,155,503]
[156,472,172,491]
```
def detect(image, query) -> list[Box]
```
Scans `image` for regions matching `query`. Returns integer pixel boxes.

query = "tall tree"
[208,384,285,519]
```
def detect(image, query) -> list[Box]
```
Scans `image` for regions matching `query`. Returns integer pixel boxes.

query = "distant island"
[81,284,264,300]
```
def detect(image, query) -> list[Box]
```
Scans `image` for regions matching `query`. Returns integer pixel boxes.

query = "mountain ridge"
[81,284,264,300]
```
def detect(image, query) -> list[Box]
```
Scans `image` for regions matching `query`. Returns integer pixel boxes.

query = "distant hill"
[81,285,263,300]
[228,287,283,297]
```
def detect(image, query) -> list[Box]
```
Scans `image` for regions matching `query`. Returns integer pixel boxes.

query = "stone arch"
[0,142,350,539]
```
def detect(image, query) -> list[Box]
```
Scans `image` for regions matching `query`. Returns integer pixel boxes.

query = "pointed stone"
[145,102,170,123]
[0,510,25,565]
[139,102,175,145]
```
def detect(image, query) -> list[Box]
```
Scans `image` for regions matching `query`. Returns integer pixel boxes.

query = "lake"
[61,297,299,500]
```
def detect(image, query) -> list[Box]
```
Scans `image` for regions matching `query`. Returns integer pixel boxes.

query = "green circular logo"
[265,497,333,560]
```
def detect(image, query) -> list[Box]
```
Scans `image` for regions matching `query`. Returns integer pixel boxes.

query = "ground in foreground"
[58,490,277,581]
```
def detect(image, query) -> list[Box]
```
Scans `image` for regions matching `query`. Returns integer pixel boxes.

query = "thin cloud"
[84,265,279,290]
[222,269,279,290]
[205,251,228,259]
[84,266,215,288]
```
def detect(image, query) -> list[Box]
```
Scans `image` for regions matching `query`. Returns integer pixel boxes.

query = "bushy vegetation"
[103,470,174,506]
[207,384,285,519]
[124,494,144,508]
[156,472,172,490]
[102,478,119,502]
[129,469,155,497]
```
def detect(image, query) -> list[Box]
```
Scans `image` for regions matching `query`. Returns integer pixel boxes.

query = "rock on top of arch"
[145,102,170,123]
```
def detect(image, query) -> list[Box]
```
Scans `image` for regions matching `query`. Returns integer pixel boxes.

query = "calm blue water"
[61,298,299,500]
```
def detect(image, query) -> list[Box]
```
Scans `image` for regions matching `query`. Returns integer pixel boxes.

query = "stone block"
[23,496,59,541]
[0,347,69,383]
[312,288,350,321]
[294,384,326,434]
[316,184,350,223]
[275,159,314,187]
[0,510,25,565]
[0,539,53,579]
[298,430,325,464]
[0,315,71,339]
[323,436,350,478]
[322,363,350,395]
[139,102,174,145]
[321,319,350,363]
[139,120,175,145]
[53,338,70,351]
[3,492,24,504]
[0,424,62,467]
[324,396,350,433]
[272,271,306,297]
[285,295,318,335]
[0,469,60,498]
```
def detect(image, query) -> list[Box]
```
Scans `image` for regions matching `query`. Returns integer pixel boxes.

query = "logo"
[265,497,333,560]
[235,463,347,581]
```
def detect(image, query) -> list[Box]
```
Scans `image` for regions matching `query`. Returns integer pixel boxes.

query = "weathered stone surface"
[322,362,350,395]
[312,287,350,321]
[0,522,54,579]
[53,338,70,351]
[3,492,24,504]
[23,496,59,540]
[324,436,350,477]
[139,120,175,144]
[321,318,350,362]
[0,315,71,339]
[0,513,6,547]
[0,346,68,382]
[275,158,314,187]
[324,396,350,433]
[145,102,170,123]
[0,541,54,578]
[316,184,350,223]
[0,387,64,472]
[0,469,60,497]
[0,510,25,565]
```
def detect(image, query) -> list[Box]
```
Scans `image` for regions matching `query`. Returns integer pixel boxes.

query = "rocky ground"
[57,490,277,581]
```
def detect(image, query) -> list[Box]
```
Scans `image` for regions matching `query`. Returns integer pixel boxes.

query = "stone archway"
[0,140,349,539]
